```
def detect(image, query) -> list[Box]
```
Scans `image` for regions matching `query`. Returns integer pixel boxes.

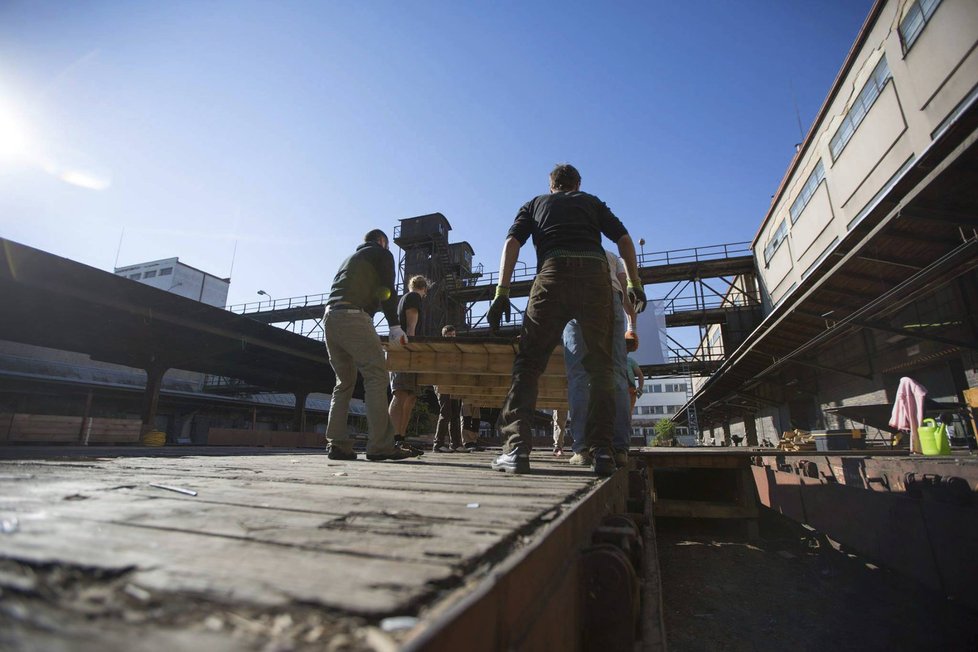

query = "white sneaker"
[568,451,592,466]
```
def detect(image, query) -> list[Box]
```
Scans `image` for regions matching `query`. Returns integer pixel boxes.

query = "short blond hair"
[442,325,456,336]
[408,275,429,291]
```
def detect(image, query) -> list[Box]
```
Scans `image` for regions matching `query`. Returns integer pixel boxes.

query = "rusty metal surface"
[753,454,978,609]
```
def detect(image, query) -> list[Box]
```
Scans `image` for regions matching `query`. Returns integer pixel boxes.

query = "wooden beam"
[386,350,564,375]
[418,373,566,392]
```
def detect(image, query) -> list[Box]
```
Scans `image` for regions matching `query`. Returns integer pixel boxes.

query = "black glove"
[487,292,512,334]
[627,282,648,314]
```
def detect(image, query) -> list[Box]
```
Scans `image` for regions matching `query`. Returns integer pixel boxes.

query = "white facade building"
[114,257,230,308]
[631,375,694,446]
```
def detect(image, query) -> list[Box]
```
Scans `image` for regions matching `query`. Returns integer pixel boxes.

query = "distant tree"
[653,418,676,447]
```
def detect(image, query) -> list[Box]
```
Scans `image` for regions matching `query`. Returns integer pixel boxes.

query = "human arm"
[378,250,400,329]
[629,358,644,394]
[488,236,522,334]
[404,307,419,337]
[616,234,646,313]
[497,236,521,289]
[617,269,637,331]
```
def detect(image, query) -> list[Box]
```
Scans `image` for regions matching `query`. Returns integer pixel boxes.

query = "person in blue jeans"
[564,250,637,468]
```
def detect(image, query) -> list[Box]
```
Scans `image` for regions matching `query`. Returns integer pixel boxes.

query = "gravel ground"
[657,513,978,652]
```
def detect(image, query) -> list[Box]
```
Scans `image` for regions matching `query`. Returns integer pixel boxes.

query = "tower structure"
[392,213,474,336]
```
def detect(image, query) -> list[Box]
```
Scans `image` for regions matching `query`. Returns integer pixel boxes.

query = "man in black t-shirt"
[388,275,429,446]
[486,163,647,476]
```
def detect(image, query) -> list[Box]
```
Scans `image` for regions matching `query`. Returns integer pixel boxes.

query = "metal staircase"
[681,359,700,441]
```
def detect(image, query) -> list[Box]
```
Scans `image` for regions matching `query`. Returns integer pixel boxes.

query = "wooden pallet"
[85,418,142,444]
[8,414,83,443]
[385,339,568,409]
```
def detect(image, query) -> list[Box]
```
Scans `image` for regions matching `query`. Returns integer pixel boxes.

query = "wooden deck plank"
[0,449,602,619]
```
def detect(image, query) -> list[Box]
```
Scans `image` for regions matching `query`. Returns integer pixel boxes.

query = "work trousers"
[564,291,631,452]
[434,390,463,448]
[323,309,396,455]
[461,403,481,443]
[500,257,614,453]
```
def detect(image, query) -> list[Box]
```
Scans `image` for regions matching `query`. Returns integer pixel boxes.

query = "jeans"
[564,292,631,452]
[323,309,396,455]
[500,257,614,454]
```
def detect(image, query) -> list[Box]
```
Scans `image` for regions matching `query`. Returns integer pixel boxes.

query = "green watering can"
[917,418,951,456]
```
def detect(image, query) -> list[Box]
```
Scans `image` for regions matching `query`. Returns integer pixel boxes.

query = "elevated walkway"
[229,242,758,333]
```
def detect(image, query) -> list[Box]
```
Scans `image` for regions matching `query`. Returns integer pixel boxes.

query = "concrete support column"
[722,422,732,447]
[744,415,759,447]
[141,364,168,437]
[293,391,309,432]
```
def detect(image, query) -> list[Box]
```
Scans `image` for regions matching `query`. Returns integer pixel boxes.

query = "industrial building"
[684,0,978,447]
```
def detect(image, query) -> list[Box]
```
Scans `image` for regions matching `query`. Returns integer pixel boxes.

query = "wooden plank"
[8,414,83,442]
[438,387,565,399]
[417,373,566,392]
[386,350,564,376]
[0,450,606,622]
[87,417,142,443]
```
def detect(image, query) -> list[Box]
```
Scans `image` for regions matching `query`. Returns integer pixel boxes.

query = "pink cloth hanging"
[888,376,928,454]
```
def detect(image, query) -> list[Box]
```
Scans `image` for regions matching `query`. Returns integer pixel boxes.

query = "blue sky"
[0,0,872,308]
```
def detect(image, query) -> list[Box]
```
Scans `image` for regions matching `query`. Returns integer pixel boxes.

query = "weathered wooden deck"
[0,446,627,650]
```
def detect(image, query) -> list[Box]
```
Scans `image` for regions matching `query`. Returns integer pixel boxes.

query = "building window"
[640,406,653,415]
[652,384,662,393]
[128,273,141,280]
[763,219,788,264]
[653,406,665,415]
[143,270,157,278]
[663,383,688,393]
[644,384,653,393]
[789,160,826,224]
[159,268,173,276]
[900,0,942,52]
[830,56,892,161]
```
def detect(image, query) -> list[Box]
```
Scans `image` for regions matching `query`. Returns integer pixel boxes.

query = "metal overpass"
[227,241,761,370]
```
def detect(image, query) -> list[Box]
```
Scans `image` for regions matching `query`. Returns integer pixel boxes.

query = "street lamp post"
[257,289,274,308]
[639,238,646,264]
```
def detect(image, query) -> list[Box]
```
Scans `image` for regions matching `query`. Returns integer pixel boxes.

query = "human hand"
[389,325,408,345]
[487,287,512,334]
[627,282,647,314]
[625,329,639,352]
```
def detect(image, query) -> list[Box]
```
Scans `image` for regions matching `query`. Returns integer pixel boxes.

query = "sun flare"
[0,98,34,165]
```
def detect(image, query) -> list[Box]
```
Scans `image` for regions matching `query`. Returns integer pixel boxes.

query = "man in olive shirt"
[487,164,647,475]
[323,229,418,462]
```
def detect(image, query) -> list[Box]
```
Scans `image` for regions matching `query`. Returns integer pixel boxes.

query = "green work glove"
[627,281,647,314]
[487,286,512,334]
